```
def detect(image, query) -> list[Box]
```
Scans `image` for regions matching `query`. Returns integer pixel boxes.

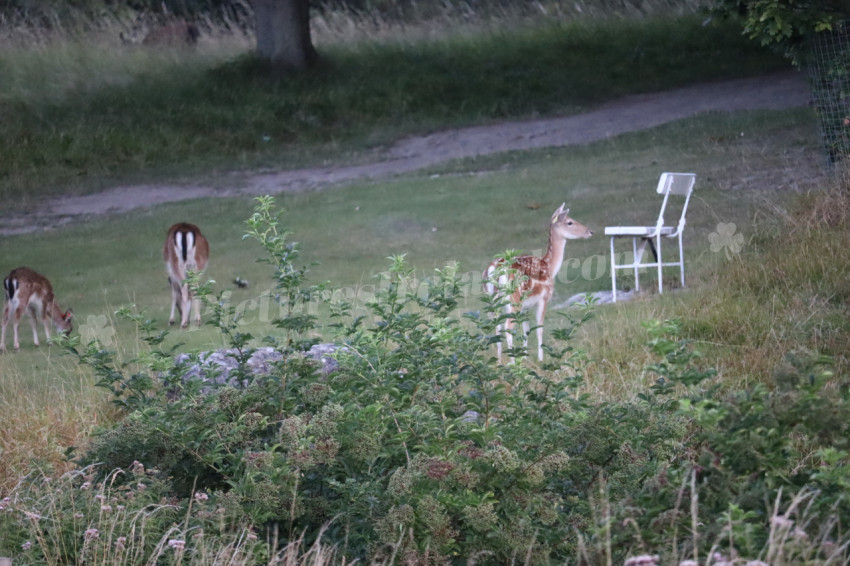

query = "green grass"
[0,14,788,210]
[0,106,823,367]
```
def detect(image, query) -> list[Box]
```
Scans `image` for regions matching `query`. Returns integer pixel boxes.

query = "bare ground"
[0,70,816,236]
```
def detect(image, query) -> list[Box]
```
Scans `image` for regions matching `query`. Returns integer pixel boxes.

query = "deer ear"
[551,203,565,222]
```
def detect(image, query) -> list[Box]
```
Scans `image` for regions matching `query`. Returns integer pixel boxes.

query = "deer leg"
[42,315,51,342]
[0,304,10,352]
[168,280,180,326]
[11,306,27,350]
[484,276,504,363]
[180,284,191,329]
[28,306,40,347]
[536,300,546,362]
[495,319,503,362]
[503,304,515,364]
[13,317,22,350]
[41,306,53,342]
[191,294,201,327]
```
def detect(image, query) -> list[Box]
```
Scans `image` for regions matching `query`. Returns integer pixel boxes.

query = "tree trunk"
[253,0,318,73]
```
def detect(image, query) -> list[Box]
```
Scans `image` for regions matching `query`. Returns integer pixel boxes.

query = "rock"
[555,290,635,309]
[174,343,343,390]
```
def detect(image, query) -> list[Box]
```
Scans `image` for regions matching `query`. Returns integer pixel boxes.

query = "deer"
[1,267,73,352]
[121,18,200,47]
[164,222,210,329]
[483,203,593,363]
[142,19,200,46]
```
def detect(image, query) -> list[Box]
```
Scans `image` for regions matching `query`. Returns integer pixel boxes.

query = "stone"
[174,343,343,391]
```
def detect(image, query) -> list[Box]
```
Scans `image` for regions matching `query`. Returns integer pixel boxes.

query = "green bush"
[4,197,843,564]
[627,344,850,561]
[58,197,690,563]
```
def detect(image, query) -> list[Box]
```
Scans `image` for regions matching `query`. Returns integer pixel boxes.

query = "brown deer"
[142,19,200,46]
[1,267,73,352]
[483,203,592,362]
[164,223,210,328]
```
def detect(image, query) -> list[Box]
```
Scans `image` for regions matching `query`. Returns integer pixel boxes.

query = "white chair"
[604,172,696,302]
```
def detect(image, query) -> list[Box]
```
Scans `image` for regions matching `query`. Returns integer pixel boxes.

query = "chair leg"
[610,236,617,302]
[657,235,663,294]
[632,238,640,292]
[679,233,685,288]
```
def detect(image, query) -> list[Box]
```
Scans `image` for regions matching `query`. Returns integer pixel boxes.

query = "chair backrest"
[656,172,696,196]
[654,172,696,236]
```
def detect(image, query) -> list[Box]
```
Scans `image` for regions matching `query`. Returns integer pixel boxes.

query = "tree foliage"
[711,0,850,61]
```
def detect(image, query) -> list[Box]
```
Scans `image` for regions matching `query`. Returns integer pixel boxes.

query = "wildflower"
[85,528,99,540]
[679,561,698,566]
[247,532,258,541]
[822,540,837,554]
[168,539,186,550]
[745,561,768,566]
[101,505,112,512]
[95,494,106,501]
[80,481,91,490]
[42,477,52,483]
[484,445,519,472]
[21,540,32,551]
[116,505,125,511]
[462,502,498,532]
[771,514,794,528]
[624,555,659,566]
[425,458,455,480]
[130,460,145,474]
[73,513,84,519]
[137,483,147,491]
[115,536,127,549]
[193,491,209,502]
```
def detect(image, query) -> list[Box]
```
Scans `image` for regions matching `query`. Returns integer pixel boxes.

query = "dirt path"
[0,70,811,236]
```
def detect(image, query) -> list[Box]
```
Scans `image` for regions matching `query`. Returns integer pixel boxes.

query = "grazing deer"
[1,267,73,352]
[142,19,200,46]
[164,222,210,328]
[483,203,593,362]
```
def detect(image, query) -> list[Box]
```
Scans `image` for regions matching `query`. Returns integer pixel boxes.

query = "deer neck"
[542,230,568,282]
[46,300,65,323]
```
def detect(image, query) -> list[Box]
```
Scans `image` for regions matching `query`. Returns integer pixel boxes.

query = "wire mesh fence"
[806,19,850,166]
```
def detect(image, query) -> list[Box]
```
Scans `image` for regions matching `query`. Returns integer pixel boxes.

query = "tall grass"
[578,172,850,399]
[0,360,116,490]
[4,466,848,564]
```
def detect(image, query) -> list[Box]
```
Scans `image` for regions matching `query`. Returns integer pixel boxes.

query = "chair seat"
[604,226,675,237]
